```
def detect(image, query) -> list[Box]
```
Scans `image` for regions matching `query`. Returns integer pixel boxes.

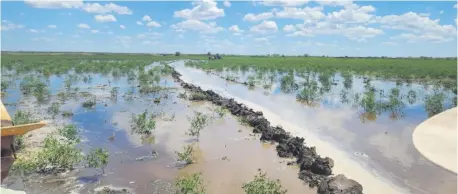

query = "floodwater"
[172,61,457,194]
[2,63,313,193]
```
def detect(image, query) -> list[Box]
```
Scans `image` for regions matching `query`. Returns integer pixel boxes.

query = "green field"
[2,52,456,82]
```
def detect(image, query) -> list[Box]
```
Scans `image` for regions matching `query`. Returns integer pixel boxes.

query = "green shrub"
[47,102,60,118]
[13,111,37,125]
[86,147,109,174]
[242,169,287,194]
[189,92,207,101]
[175,144,195,164]
[175,172,206,194]
[34,136,82,173]
[61,111,74,117]
[214,106,226,118]
[131,110,156,135]
[186,112,211,141]
[425,92,446,117]
[82,97,96,108]
[58,124,80,143]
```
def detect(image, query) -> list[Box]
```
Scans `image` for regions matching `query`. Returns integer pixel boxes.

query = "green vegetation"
[189,92,207,101]
[242,169,287,194]
[61,111,74,117]
[214,106,226,118]
[175,144,195,164]
[425,92,446,117]
[58,124,80,143]
[131,110,156,135]
[175,172,206,194]
[47,102,60,118]
[13,110,37,125]
[86,147,109,174]
[186,112,211,141]
[12,135,83,174]
[82,97,97,109]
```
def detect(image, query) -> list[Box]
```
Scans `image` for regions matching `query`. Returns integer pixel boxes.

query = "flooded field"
[1,53,456,194]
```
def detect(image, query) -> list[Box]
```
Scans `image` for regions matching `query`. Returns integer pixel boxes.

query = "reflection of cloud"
[368,124,415,168]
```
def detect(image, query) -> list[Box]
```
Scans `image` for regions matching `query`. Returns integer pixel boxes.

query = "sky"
[1,0,457,57]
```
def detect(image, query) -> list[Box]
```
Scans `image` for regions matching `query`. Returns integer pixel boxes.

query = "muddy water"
[172,61,457,194]
[2,68,313,193]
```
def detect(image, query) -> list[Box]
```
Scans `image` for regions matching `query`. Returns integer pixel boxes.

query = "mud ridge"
[170,69,363,194]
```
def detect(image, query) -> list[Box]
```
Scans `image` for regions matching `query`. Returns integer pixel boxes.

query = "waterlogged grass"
[58,124,80,143]
[175,172,206,194]
[242,169,287,194]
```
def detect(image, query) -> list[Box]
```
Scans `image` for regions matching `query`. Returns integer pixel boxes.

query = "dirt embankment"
[170,69,363,194]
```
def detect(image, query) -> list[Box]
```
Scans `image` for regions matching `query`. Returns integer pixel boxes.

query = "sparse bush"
[189,92,207,101]
[425,92,446,117]
[175,144,195,164]
[214,106,226,118]
[186,112,211,141]
[47,102,60,118]
[178,92,187,99]
[175,172,206,194]
[86,147,109,174]
[61,111,74,117]
[242,169,287,194]
[82,97,96,109]
[58,124,80,143]
[13,111,37,125]
[110,87,119,99]
[131,110,156,135]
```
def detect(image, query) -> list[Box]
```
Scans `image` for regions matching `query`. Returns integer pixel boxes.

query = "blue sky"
[1,0,457,57]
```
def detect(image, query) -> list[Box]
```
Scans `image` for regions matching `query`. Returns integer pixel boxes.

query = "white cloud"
[243,12,274,22]
[282,24,296,32]
[454,4,457,8]
[382,41,398,46]
[286,30,313,37]
[171,20,224,34]
[223,0,231,7]
[439,10,444,14]
[229,25,244,33]
[391,33,453,43]
[316,0,352,7]
[378,12,456,38]
[136,21,143,25]
[174,0,224,20]
[82,3,132,15]
[107,31,114,35]
[77,23,90,29]
[91,29,99,33]
[326,4,376,24]
[250,20,278,33]
[276,7,325,21]
[24,0,83,9]
[258,0,308,7]
[137,32,162,39]
[142,15,152,22]
[47,24,57,28]
[146,21,161,28]
[94,14,117,22]
[31,37,54,42]
[29,29,39,33]
[120,25,126,29]
[0,20,25,31]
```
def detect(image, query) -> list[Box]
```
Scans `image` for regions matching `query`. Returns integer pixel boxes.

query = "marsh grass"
[242,169,287,194]
[189,92,207,101]
[175,172,206,194]
[58,124,80,143]
[82,97,97,109]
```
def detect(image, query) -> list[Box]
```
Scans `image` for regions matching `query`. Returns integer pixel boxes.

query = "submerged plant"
[175,172,206,194]
[58,124,80,143]
[86,147,109,174]
[280,72,297,93]
[186,112,211,141]
[425,92,446,117]
[131,110,156,135]
[36,135,82,173]
[82,97,96,109]
[407,90,417,105]
[47,102,60,119]
[175,144,195,164]
[242,169,287,194]
[110,87,119,100]
[189,92,207,101]
[214,106,226,118]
